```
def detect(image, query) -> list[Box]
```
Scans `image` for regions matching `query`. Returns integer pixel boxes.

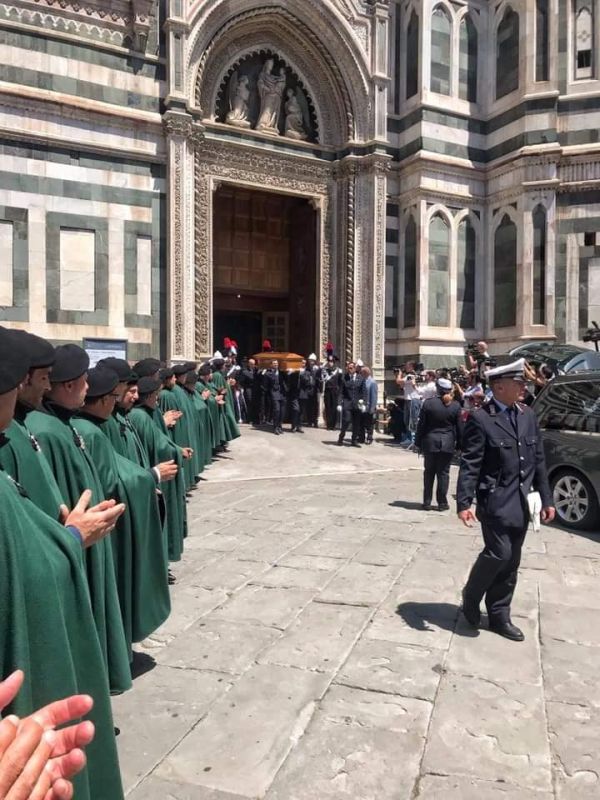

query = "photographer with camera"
[466,341,490,382]
[395,364,422,448]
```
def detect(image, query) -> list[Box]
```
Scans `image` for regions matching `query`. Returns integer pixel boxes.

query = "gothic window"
[575,2,594,79]
[459,14,478,101]
[536,0,550,80]
[406,11,419,98]
[403,216,417,327]
[457,217,476,328]
[430,6,452,95]
[428,214,450,327]
[494,214,518,328]
[496,7,520,98]
[533,205,547,325]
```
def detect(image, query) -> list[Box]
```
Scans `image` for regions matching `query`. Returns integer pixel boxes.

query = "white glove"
[336,405,342,413]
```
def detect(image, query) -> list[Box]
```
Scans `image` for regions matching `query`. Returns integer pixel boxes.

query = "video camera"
[583,321,600,351]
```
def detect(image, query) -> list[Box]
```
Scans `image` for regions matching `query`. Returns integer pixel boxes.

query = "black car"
[533,372,600,530]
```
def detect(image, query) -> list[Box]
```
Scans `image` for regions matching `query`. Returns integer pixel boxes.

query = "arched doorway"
[212,184,317,357]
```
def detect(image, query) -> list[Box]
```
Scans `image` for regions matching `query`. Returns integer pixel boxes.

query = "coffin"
[252,351,305,371]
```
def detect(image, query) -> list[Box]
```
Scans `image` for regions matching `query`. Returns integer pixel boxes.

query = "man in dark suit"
[297,360,314,432]
[415,377,461,510]
[263,359,287,435]
[337,361,366,447]
[457,358,555,641]
[305,354,322,427]
[239,358,259,424]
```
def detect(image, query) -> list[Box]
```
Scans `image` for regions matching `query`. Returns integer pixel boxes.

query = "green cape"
[128,405,187,562]
[212,371,240,441]
[159,386,198,487]
[27,404,132,694]
[0,469,124,800]
[75,413,171,646]
[0,403,64,519]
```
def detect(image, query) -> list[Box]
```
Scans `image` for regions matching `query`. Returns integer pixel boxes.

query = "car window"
[536,381,600,433]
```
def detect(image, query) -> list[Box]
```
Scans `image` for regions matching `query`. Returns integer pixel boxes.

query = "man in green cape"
[0,326,125,800]
[211,355,241,442]
[198,363,226,451]
[27,345,132,695]
[183,368,213,470]
[160,363,200,488]
[128,376,188,563]
[76,366,171,652]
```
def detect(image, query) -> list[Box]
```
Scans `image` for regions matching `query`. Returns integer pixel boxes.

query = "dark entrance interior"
[213,185,317,358]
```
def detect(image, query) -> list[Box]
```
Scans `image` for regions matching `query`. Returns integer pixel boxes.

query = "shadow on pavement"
[131,651,157,680]
[396,601,479,638]
[388,500,428,511]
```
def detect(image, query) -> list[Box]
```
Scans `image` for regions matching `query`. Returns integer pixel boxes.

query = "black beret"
[0,326,31,394]
[86,367,119,399]
[137,376,161,396]
[184,370,199,384]
[133,358,161,377]
[97,357,135,382]
[10,330,55,369]
[50,344,89,383]
[159,367,174,381]
[211,359,225,369]
[198,364,212,377]
[172,363,189,376]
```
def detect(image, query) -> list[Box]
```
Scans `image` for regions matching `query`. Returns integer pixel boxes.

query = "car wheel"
[551,469,600,530]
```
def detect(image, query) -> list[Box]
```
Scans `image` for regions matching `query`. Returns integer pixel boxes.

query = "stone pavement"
[112,426,600,800]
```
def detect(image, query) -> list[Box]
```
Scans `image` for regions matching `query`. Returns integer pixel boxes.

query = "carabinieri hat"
[50,344,89,383]
[11,330,55,369]
[485,357,526,382]
[85,366,119,399]
[0,326,31,393]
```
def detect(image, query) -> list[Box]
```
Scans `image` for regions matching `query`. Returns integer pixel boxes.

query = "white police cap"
[484,357,526,382]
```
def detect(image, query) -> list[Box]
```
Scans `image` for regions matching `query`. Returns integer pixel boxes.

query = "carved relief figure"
[256,59,286,133]
[284,89,307,140]
[225,72,252,128]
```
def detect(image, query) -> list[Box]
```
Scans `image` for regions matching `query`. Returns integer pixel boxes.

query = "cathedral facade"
[0,0,598,382]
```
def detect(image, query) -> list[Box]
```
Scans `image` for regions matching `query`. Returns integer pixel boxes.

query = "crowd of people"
[0,326,240,799]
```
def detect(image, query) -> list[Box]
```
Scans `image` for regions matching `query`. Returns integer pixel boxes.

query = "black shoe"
[422,503,432,511]
[351,442,361,448]
[365,439,373,445]
[489,621,525,641]
[274,429,281,435]
[168,569,176,585]
[461,588,481,627]
[337,439,344,446]
[297,428,304,433]
[438,503,450,511]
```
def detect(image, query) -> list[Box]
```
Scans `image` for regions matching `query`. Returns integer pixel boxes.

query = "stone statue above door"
[216,53,318,143]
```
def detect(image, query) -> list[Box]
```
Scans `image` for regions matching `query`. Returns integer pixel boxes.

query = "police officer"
[337,361,366,447]
[457,359,555,641]
[415,377,461,511]
[263,359,287,435]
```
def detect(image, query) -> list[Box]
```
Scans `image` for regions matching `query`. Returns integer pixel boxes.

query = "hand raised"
[157,460,178,481]
[60,490,125,548]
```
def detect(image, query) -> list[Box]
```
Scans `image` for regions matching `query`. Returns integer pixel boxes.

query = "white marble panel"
[136,235,152,316]
[0,221,13,306]
[589,259,600,324]
[59,228,95,312]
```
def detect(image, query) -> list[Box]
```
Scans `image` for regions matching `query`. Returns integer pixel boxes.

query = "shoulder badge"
[29,433,41,452]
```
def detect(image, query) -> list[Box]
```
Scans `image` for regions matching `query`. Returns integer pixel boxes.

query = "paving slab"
[184,558,271,592]
[258,601,371,673]
[540,602,600,646]
[334,638,445,701]
[416,774,554,799]
[211,585,314,630]
[422,674,552,791]
[547,701,600,800]
[155,664,330,797]
[316,561,402,606]
[366,589,459,650]
[266,685,431,800]
[276,553,346,572]
[542,637,600,707]
[128,776,247,799]
[250,564,335,591]
[146,586,229,644]
[112,665,232,793]
[155,618,281,675]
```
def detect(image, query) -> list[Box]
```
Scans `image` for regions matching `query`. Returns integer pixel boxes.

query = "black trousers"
[271,397,284,430]
[339,408,361,443]
[463,517,527,624]
[324,392,338,429]
[302,394,318,426]
[360,412,375,443]
[422,451,453,506]
[289,398,301,430]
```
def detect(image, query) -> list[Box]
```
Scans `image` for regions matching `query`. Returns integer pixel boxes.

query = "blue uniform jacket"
[456,400,553,529]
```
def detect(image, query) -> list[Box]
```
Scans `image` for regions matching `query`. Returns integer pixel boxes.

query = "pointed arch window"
[496,7,520,98]
[403,216,417,328]
[575,3,594,79]
[536,0,549,80]
[457,217,476,328]
[430,6,452,95]
[406,11,419,98]
[533,205,547,325]
[459,14,478,101]
[494,214,518,328]
[428,214,450,327]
